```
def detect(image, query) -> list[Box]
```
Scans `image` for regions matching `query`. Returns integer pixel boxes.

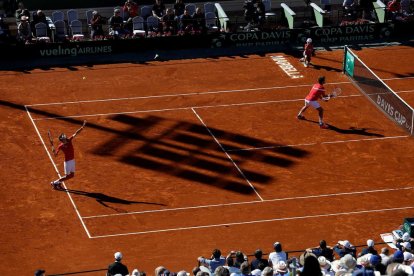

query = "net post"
[343,45,348,74]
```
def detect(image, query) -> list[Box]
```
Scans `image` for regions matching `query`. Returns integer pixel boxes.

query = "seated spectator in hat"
[318,256,334,276]
[109,9,128,37]
[174,0,186,18]
[192,7,206,33]
[298,255,322,276]
[396,233,414,252]
[400,0,411,14]
[380,247,392,266]
[198,248,226,274]
[90,11,106,39]
[107,252,129,276]
[273,260,289,276]
[234,251,248,269]
[268,242,287,268]
[250,249,269,271]
[15,1,30,24]
[214,266,230,276]
[403,252,414,267]
[152,0,166,21]
[358,239,378,257]
[387,250,414,275]
[306,240,334,262]
[331,254,357,275]
[370,254,386,275]
[334,240,357,258]
[17,15,31,43]
[162,8,178,35]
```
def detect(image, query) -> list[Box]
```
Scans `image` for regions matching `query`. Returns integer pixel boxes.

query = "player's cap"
[34,269,45,276]
[59,133,67,141]
[402,232,410,241]
[318,76,326,84]
[367,239,374,247]
[306,38,312,43]
[114,251,123,260]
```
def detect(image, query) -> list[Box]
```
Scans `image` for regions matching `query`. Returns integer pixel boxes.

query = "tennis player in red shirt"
[297,76,329,129]
[299,38,314,67]
[50,121,86,189]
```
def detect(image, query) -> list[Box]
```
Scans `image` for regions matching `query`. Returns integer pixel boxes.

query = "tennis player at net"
[297,76,330,129]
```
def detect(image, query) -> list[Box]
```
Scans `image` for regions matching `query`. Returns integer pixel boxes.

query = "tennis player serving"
[297,76,330,129]
[50,120,86,189]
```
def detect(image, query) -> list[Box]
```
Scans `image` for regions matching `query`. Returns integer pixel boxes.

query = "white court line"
[89,206,414,238]
[82,186,414,219]
[191,108,264,201]
[225,135,409,152]
[24,75,414,108]
[32,94,362,121]
[25,106,92,239]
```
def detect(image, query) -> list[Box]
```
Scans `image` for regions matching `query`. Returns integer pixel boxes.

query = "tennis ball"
[82,76,86,80]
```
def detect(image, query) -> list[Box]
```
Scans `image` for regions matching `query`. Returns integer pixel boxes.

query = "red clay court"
[0,45,413,275]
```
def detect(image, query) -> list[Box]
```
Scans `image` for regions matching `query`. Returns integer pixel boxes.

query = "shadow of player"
[300,118,384,137]
[60,189,166,213]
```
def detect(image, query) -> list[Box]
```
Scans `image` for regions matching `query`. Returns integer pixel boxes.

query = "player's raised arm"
[72,120,87,138]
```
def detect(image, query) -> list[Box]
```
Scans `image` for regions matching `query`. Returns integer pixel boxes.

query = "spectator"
[255,0,266,27]
[380,247,392,266]
[318,256,334,276]
[268,242,287,267]
[400,0,411,13]
[123,0,139,32]
[15,2,30,24]
[333,240,357,258]
[17,15,31,43]
[358,239,378,257]
[152,0,166,21]
[107,252,129,276]
[243,0,256,30]
[162,8,178,35]
[403,252,413,267]
[273,260,289,276]
[238,261,251,276]
[234,251,248,269]
[333,254,357,275]
[192,7,206,33]
[359,0,375,20]
[224,256,240,275]
[174,0,186,18]
[198,249,226,274]
[261,266,273,276]
[31,10,49,37]
[250,249,269,271]
[387,250,414,275]
[180,9,194,33]
[34,269,45,276]
[306,240,334,261]
[90,11,106,39]
[177,271,188,276]
[109,8,127,37]
[214,266,230,276]
[370,254,386,275]
[299,255,322,276]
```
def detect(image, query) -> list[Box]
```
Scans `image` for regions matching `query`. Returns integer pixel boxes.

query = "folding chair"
[141,5,153,19]
[51,10,64,23]
[67,9,79,26]
[70,19,84,40]
[204,2,216,14]
[132,16,146,36]
[34,22,50,42]
[185,3,196,16]
[54,20,68,41]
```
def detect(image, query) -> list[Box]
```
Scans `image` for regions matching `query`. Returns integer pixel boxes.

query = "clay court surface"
[1,45,413,275]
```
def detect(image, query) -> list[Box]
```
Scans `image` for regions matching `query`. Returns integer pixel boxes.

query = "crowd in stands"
[33,232,414,276]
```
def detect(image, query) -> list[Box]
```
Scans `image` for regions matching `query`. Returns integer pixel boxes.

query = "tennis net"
[343,46,414,135]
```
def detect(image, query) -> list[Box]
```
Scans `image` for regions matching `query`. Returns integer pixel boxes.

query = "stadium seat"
[262,0,276,18]
[185,4,196,16]
[51,10,64,23]
[34,22,50,42]
[67,9,79,26]
[70,19,84,40]
[86,9,94,28]
[205,12,219,31]
[204,2,216,14]
[132,16,146,36]
[146,16,159,34]
[141,5,152,19]
[53,20,68,41]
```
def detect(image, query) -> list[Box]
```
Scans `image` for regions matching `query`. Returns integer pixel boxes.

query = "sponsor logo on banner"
[376,94,412,131]
[225,30,291,47]
[39,45,112,57]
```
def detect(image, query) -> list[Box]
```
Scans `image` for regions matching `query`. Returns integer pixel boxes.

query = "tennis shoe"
[299,58,304,62]
[297,114,305,120]
[319,123,329,129]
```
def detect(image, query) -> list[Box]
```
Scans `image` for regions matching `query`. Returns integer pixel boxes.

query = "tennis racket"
[330,87,342,99]
[47,130,55,153]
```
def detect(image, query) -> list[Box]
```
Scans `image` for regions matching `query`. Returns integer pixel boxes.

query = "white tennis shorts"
[304,99,321,109]
[64,159,76,175]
